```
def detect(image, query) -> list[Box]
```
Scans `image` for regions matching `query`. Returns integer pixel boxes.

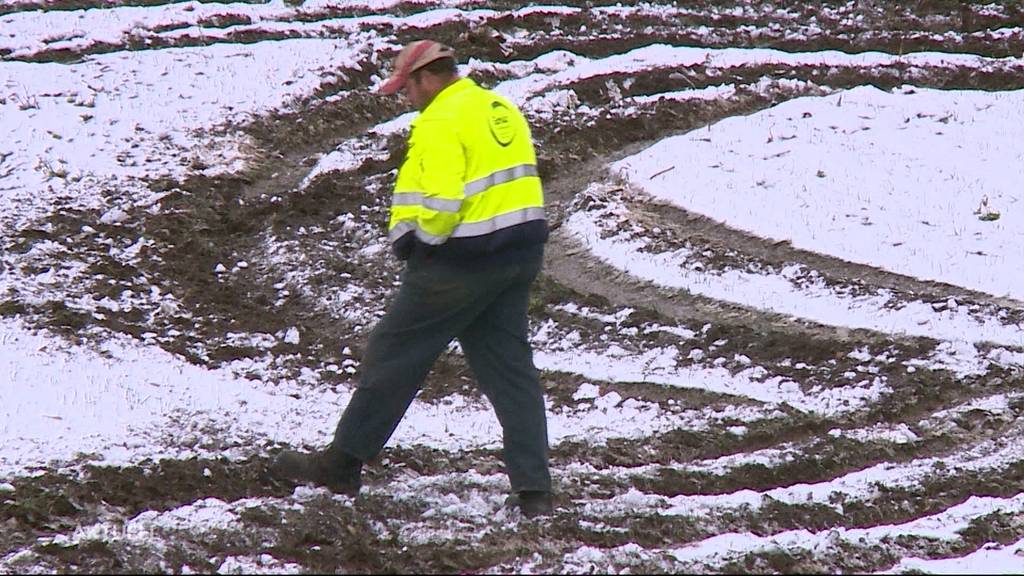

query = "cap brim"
[379,74,405,95]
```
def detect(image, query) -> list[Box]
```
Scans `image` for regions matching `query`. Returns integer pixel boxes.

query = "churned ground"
[2,0,1024,573]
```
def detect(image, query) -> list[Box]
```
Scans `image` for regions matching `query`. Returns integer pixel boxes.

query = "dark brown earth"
[3,0,1024,573]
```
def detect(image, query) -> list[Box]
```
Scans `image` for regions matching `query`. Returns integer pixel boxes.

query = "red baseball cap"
[379,40,455,95]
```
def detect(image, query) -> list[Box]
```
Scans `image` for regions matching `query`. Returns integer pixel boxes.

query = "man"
[271,40,554,518]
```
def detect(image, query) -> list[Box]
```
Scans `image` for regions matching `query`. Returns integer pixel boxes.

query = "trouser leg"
[329,320,444,463]
[330,256,515,463]
[458,252,552,493]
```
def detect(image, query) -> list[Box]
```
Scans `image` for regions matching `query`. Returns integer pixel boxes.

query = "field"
[2,0,1024,573]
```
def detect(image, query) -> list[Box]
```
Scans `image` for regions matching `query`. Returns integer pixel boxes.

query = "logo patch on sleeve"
[488,101,516,147]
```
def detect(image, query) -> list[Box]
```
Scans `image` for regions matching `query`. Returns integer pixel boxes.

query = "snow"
[883,537,1024,574]
[1,315,760,476]
[665,492,1024,570]
[537,346,892,415]
[492,44,1015,106]
[654,425,1024,517]
[2,1,1024,572]
[0,34,380,234]
[564,185,1024,346]
[614,85,1024,302]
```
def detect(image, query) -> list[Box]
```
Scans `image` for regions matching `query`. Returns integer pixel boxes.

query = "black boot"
[505,490,554,518]
[270,445,362,496]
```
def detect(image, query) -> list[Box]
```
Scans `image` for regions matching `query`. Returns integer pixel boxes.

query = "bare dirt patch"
[5,0,1024,573]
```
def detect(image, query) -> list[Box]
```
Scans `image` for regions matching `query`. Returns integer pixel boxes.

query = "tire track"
[5,0,1024,572]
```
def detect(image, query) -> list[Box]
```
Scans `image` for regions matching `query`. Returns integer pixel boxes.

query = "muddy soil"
[4,1,1024,573]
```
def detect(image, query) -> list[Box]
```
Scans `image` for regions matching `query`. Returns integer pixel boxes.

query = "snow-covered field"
[2,0,1024,573]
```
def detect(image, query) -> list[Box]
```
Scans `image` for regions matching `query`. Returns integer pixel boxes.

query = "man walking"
[272,40,554,518]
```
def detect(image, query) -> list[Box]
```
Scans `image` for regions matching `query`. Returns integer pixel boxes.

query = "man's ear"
[408,69,424,88]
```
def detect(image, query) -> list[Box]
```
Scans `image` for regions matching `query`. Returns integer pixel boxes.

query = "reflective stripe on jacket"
[388,77,547,261]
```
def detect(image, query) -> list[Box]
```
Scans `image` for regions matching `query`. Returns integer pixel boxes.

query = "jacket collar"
[421,77,475,113]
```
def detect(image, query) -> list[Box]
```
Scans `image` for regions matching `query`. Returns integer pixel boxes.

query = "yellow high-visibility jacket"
[389,77,547,261]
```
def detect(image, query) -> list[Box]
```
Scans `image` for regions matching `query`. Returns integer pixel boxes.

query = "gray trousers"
[331,245,552,493]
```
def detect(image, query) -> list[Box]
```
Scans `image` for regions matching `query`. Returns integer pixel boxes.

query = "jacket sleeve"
[413,117,466,245]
